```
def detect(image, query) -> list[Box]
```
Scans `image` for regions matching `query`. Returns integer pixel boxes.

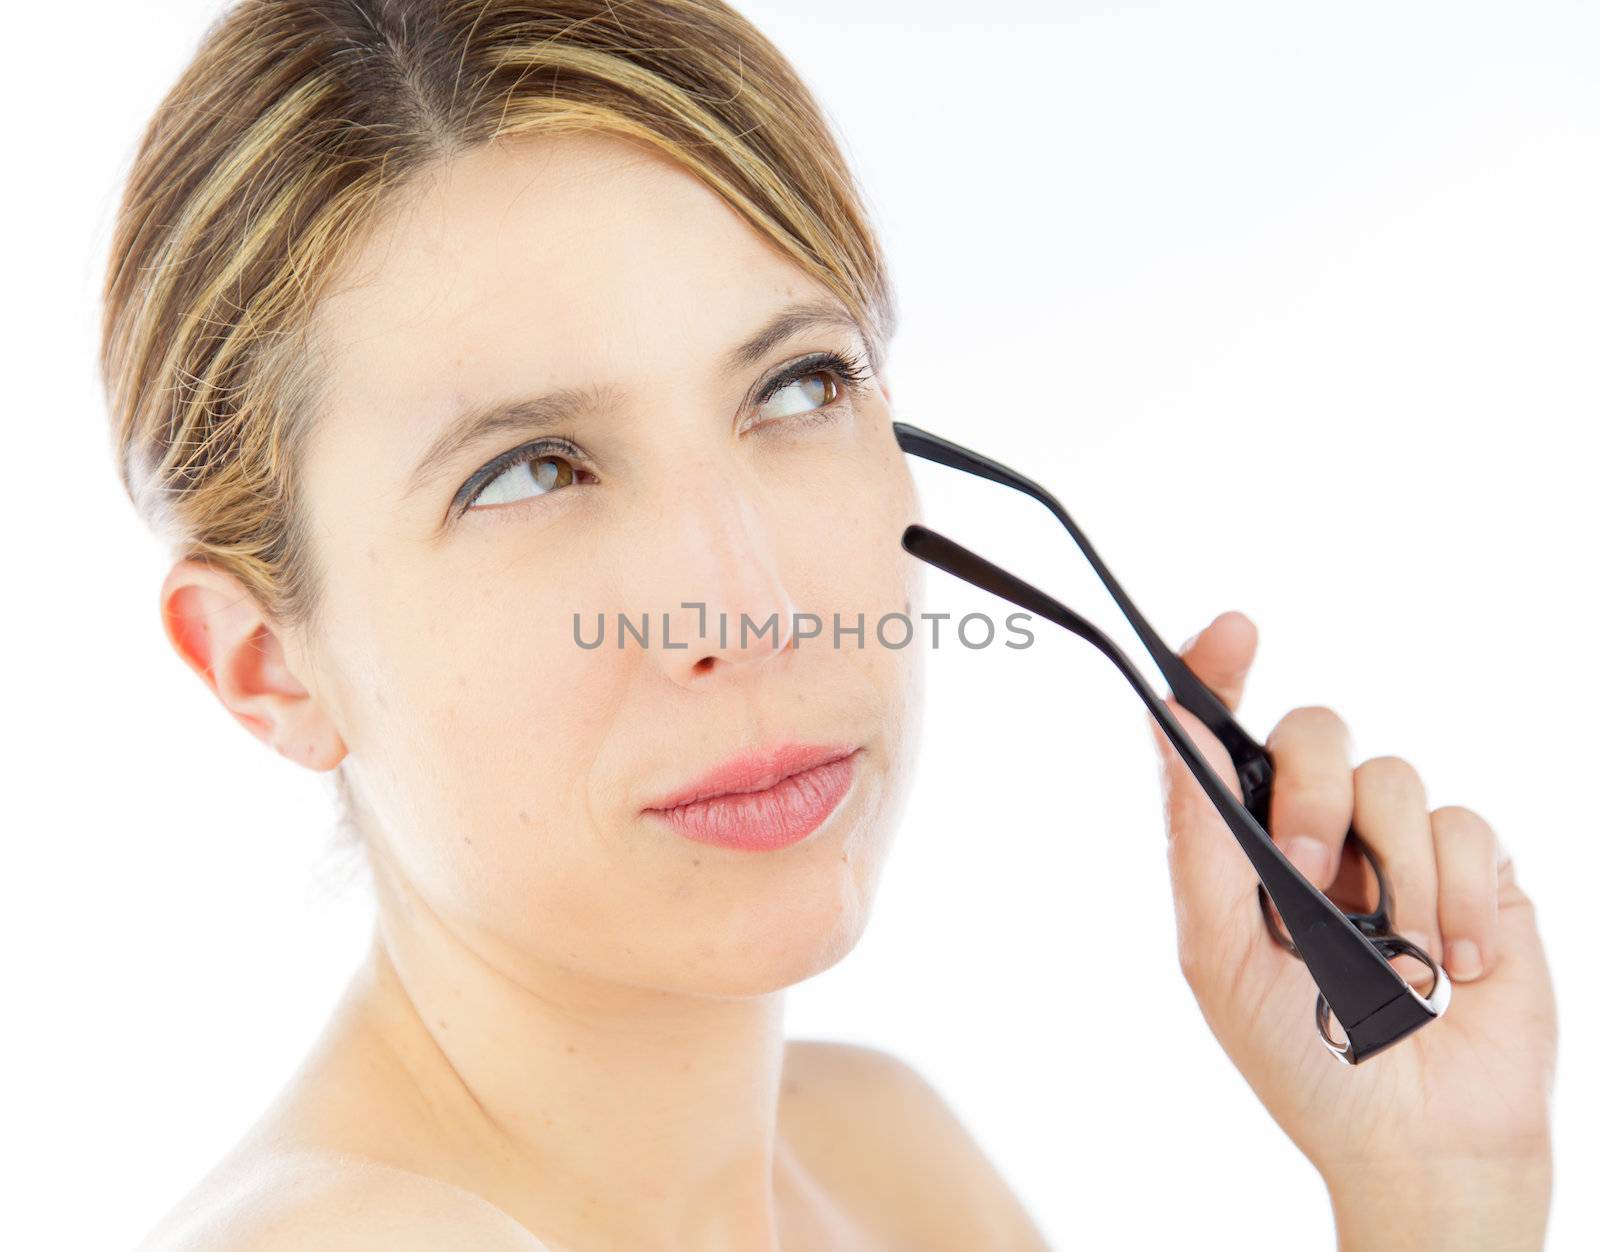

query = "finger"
[1351,754,1440,965]
[1263,706,1353,893]
[1150,694,1263,974]
[1432,805,1501,982]
[1486,842,1552,1003]
[1146,613,1262,963]
[1176,610,1258,714]
[1452,837,1558,1101]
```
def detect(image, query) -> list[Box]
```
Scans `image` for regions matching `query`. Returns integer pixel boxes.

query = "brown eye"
[757,370,840,421]
[468,452,577,511]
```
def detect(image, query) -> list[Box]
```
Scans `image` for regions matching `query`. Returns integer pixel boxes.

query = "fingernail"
[1447,939,1483,981]
[1285,837,1331,887]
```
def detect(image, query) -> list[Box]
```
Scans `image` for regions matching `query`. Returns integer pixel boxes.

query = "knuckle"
[1430,803,1497,851]
[1354,754,1424,798]
[1293,703,1342,725]
[1500,856,1528,900]
[1269,704,1349,745]
[1170,905,1215,989]
[1430,802,1489,831]
[1500,877,1536,922]
[1174,932,1207,989]
[1437,867,1495,930]
[1275,771,1349,815]
[1355,752,1414,779]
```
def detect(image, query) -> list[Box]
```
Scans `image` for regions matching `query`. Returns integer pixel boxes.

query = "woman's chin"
[653,875,878,998]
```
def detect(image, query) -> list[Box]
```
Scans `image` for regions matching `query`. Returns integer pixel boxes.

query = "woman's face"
[292,132,924,996]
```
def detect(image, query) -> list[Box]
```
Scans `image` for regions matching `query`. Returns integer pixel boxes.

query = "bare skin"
[145,130,1049,1250]
[138,941,1048,1250]
[143,130,1554,1249]
[1152,616,1557,1249]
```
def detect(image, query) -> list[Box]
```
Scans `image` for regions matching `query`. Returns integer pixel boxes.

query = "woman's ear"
[159,558,346,771]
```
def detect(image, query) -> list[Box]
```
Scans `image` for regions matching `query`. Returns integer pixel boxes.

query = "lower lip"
[645,750,861,851]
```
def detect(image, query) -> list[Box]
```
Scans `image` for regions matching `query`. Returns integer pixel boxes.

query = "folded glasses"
[893,420,1451,1065]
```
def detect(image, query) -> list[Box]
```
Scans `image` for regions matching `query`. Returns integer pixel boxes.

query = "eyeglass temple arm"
[891,421,1272,801]
[900,522,1439,1062]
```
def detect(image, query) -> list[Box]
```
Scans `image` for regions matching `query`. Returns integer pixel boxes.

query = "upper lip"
[642,742,861,812]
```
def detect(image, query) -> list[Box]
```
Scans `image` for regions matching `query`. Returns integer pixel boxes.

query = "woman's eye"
[758,370,842,421]
[467,451,578,511]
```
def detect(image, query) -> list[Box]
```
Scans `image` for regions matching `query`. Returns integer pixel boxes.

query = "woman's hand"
[1145,611,1558,1249]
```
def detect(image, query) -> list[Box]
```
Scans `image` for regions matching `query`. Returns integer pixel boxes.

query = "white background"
[4,1,1596,1247]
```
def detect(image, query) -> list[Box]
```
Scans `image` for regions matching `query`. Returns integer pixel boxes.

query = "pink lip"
[641,742,862,851]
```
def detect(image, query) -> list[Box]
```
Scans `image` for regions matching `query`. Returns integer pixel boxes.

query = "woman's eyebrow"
[719,297,861,373]
[403,385,612,503]
[401,297,863,502]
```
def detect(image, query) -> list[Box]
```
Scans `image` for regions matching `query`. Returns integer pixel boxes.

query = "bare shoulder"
[135,1148,552,1252]
[780,1039,1051,1250]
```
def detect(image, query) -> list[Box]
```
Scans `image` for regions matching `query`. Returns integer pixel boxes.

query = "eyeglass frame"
[891,420,1451,1065]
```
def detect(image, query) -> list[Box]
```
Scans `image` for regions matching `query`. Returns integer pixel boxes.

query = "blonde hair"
[100,0,898,637]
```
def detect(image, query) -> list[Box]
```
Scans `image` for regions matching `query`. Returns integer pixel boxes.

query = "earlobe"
[159,558,346,771]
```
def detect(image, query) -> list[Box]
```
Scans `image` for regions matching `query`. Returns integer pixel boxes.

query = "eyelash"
[748,347,875,428]
[455,348,875,517]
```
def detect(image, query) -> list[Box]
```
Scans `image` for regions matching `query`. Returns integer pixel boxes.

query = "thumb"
[1176,609,1257,715]
[1147,611,1263,957]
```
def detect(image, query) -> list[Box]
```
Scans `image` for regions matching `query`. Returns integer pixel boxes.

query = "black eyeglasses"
[893,420,1451,1065]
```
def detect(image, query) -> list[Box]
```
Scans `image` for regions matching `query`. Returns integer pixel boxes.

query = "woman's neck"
[285,871,800,1251]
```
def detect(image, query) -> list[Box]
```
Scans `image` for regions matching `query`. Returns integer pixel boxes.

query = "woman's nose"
[631,476,800,688]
